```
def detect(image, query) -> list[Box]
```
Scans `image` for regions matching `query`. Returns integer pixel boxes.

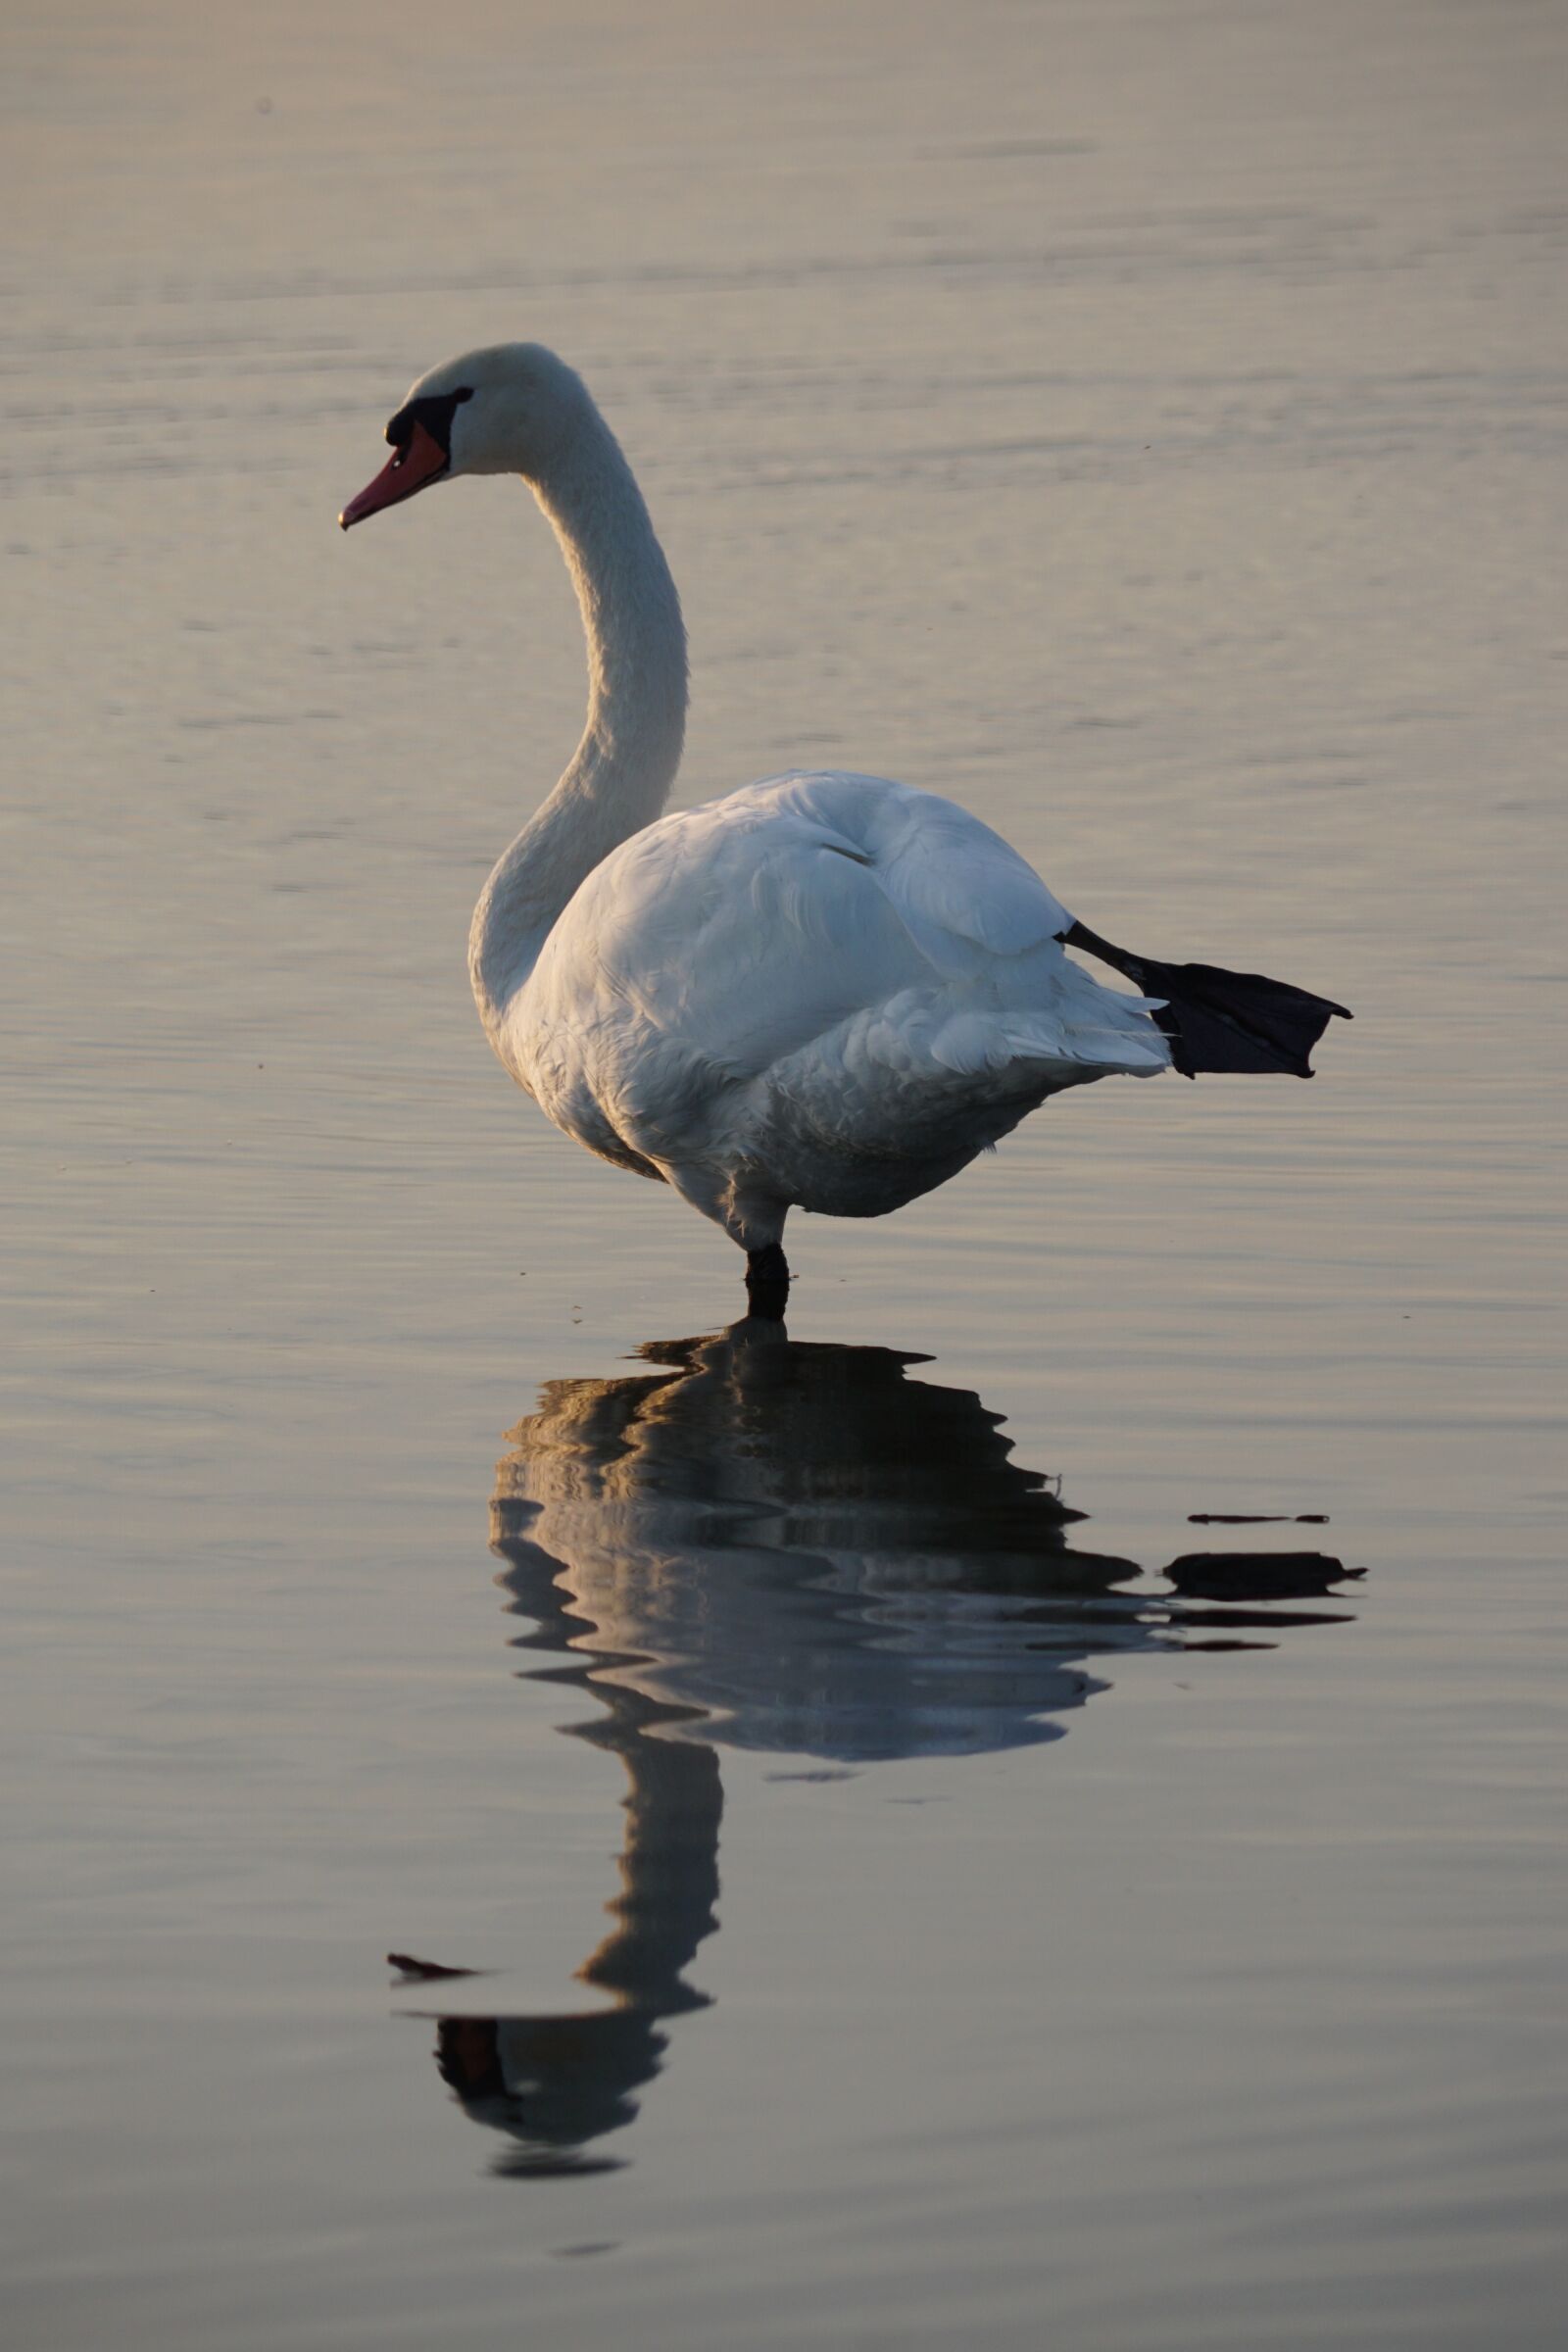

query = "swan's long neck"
[468,409,687,1045]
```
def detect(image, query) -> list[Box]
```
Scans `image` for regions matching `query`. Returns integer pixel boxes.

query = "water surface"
[4,2,1566,2345]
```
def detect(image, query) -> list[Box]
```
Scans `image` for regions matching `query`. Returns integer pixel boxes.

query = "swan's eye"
[384,388,471,460]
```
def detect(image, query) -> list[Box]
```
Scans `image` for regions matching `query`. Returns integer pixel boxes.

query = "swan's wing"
[824,772,1075,966]
[560,778,929,1078]
[543,771,1160,1091]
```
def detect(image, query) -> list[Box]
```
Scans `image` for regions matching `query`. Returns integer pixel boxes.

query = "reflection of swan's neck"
[578,1725,721,2014]
[467,412,688,1043]
[489,1509,722,2020]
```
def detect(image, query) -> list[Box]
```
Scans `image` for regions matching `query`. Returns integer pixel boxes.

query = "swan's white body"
[342,343,1343,1275]
[508,767,1164,1250]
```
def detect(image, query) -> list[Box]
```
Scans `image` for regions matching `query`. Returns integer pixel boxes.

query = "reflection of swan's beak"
[339,419,448,529]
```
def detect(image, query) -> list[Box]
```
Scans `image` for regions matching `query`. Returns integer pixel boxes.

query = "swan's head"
[339,343,592,529]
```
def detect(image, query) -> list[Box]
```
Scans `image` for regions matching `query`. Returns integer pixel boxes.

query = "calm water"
[4,1,1567,2344]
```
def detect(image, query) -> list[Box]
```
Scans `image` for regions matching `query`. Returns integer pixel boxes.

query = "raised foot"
[745,1244,791,1322]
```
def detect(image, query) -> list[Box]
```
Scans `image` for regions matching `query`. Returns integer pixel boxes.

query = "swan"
[341,344,1348,1305]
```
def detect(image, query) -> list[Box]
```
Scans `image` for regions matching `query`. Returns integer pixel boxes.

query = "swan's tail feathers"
[1063,922,1351,1080]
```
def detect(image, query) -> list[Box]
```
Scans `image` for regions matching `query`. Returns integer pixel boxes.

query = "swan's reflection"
[413,1319,1361,2174]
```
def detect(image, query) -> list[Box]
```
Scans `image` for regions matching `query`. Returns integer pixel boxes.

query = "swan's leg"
[729,1194,791,1316]
[657,1161,793,1311]
[745,1243,791,1321]
[660,1162,791,1264]
[714,1179,791,1317]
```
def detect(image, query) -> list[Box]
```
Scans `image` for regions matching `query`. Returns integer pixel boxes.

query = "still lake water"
[5,1,1566,2343]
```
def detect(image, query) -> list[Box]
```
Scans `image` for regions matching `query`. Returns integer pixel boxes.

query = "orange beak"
[339,418,449,529]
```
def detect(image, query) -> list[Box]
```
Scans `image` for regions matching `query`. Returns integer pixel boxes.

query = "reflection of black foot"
[745,1245,790,1321]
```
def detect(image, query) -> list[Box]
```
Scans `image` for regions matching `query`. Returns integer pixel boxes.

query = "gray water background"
[4,1,1566,2344]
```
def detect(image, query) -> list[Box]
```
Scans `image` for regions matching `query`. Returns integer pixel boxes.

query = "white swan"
[341,344,1348,1302]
